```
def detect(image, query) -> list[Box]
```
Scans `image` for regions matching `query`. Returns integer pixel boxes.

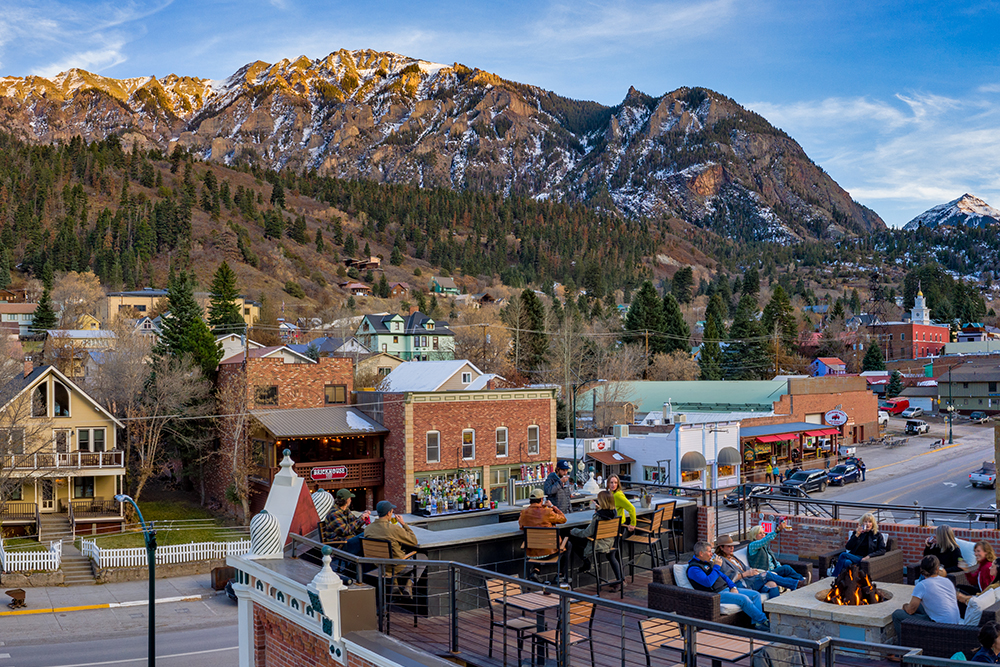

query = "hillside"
[0,49,884,243]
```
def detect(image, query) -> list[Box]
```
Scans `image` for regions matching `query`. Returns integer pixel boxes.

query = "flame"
[824,566,882,606]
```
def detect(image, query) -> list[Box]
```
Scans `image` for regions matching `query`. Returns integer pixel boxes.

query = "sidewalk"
[0,573,238,646]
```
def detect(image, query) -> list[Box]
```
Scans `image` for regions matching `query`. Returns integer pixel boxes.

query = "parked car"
[878,410,890,427]
[879,398,910,415]
[827,463,861,486]
[781,469,828,495]
[905,419,930,435]
[723,483,771,508]
[971,461,997,489]
[970,411,992,423]
[901,407,924,418]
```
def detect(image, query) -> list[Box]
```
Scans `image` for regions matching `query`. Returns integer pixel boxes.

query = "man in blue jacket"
[687,540,770,631]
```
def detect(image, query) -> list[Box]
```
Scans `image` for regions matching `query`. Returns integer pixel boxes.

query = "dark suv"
[780,469,828,495]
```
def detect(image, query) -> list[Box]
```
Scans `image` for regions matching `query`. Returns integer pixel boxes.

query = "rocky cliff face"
[0,49,884,240]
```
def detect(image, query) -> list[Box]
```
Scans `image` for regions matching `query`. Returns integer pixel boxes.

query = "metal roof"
[580,380,787,413]
[251,407,388,438]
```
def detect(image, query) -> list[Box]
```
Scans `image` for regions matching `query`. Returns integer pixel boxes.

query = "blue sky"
[2,0,999,228]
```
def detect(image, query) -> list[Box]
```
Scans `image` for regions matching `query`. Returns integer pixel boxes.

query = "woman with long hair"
[958,541,997,595]
[830,513,886,577]
[923,525,963,574]
[605,475,636,531]
[569,490,624,590]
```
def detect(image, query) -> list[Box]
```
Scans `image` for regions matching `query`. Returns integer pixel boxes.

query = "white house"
[612,419,742,489]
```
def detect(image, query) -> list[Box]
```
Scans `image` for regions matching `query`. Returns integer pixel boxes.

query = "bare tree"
[51,271,104,328]
[452,306,514,376]
[216,366,252,524]
[648,351,700,381]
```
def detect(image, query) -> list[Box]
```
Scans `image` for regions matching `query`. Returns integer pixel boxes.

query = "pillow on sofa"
[673,564,694,589]
[719,602,743,615]
[735,546,749,564]
[958,539,976,568]
[964,588,997,626]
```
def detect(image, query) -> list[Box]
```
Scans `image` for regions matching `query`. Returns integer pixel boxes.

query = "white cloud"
[978,83,1000,93]
[530,0,737,44]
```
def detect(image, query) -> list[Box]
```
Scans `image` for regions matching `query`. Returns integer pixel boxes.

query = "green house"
[355,311,455,361]
[429,276,460,295]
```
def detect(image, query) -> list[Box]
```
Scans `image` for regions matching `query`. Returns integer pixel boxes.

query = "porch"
[1,449,124,470]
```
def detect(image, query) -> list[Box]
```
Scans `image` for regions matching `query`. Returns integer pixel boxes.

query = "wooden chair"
[485,578,534,665]
[625,506,666,581]
[655,501,681,564]
[531,600,596,667]
[522,527,569,583]
[578,518,625,598]
[639,618,684,667]
[360,537,418,632]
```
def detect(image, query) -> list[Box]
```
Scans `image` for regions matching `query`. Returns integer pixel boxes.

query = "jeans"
[892,606,928,639]
[833,551,863,577]
[771,564,805,582]
[742,570,801,598]
[719,588,767,625]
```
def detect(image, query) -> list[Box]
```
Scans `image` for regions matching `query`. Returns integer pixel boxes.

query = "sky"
[2,0,1000,228]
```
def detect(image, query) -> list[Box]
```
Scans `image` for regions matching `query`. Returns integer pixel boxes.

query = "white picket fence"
[80,538,251,568]
[0,539,62,571]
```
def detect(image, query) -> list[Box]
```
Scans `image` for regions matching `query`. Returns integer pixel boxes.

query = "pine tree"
[377,273,389,298]
[706,294,727,338]
[672,267,694,304]
[502,289,549,374]
[761,285,797,349]
[887,370,903,398]
[154,272,222,379]
[207,261,245,335]
[862,342,886,372]
[390,245,404,266]
[315,229,325,253]
[850,289,861,314]
[831,299,845,320]
[742,268,760,299]
[699,316,724,381]
[344,234,357,257]
[0,247,11,289]
[723,294,769,380]
[623,280,667,356]
[363,242,371,257]
[662,292,690,354]
[32,286,59,333]
[270,182,285,209]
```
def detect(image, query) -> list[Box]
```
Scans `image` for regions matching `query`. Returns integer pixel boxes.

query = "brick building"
[871,290,950,360]
[356,386,557,510]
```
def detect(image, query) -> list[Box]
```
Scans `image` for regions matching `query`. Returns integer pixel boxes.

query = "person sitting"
[830,512,886,577]
[747,520,810,586]
[606,475,636,532]
[959,559,1000,605]
[569,490,623,591]
[892,555,960,642]
[686,540,770,631]
[320,488,370,556]
[959,541,998,596]
[364,500,419,596]
[544,461,573,514]
[717,534,800,599]
[519,488,569,582]
[923,524,964,576]
[972,621,1000,663]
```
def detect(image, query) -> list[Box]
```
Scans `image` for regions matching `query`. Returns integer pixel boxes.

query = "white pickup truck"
[970,461,997,489]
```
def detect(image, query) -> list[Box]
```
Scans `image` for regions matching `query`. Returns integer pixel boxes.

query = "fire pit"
[816,565,894,606]
[764,575,912,643]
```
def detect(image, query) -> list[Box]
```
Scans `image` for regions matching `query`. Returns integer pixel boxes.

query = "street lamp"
[115,494,157,667]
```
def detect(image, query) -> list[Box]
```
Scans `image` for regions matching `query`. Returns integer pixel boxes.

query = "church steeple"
[911,282,931,325]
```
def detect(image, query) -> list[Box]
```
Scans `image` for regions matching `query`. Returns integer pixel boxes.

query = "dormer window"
[425,323,433,331]
[461,372,472,384]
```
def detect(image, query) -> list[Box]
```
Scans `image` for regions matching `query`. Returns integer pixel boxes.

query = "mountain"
[901,194,1000,231]
[0,49,884,241]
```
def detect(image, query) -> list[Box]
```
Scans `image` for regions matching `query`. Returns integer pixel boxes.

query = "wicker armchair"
[647,566,751,627]
[898,600,1000,658]
[817,536,905,584]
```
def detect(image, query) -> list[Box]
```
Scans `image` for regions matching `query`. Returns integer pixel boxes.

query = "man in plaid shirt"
[320,488,370,552]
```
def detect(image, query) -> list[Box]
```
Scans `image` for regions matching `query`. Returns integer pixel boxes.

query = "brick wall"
[743,378,879,445]
[747,511,1000,565]
[697,505,716,542]
[253,604,389,667]
[380,395,407,510]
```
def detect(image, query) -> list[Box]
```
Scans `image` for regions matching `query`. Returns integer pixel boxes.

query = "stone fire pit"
[764,578,914,644]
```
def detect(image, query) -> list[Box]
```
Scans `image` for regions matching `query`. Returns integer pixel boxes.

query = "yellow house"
[101,288,260,328]
[0,365,126,537]
[75,314,101,330]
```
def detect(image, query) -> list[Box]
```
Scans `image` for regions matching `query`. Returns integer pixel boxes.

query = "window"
[421,336,428,347]
[462,430,475,460]
[900,333,905,341]
[718,464,735,477]
[492,467,509,485]
[426,431,440,463]
[254,385,278,406]
[32,383,47,417]
[381,344,387,353]
[53,381,70,417]
[462,372,472,384]
[377,366,391,377]
[54,430,68,453]
[3,482,22,500]
[394,322,400,331]
[426,323,433,331]
[964,382,970,389]
[393,336,399,344]
[991,382,998,393]
[527,426,540,455]
[643,466,667,482]
[324,385,347,404]
[433,337,439,351]
[73,476,95,499]
[496,427,508,457]
[244,307,251,315]
[78,428,106,452]
[135,305,146,312]
[681,469,702,483]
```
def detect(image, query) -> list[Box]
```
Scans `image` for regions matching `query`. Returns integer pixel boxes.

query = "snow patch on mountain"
[902,194,1000,230]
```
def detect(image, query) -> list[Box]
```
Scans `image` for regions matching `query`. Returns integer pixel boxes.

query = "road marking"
[0,652,10,658]
[41,646,237,667]
[0,595,208,617]
[943,482,957,487]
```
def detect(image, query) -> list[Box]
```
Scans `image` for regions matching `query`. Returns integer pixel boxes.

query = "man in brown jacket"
[519,488,570,581]
[364,500,419,579]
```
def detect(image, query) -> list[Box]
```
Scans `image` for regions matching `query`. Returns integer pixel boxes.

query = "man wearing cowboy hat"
[715,534,801,599]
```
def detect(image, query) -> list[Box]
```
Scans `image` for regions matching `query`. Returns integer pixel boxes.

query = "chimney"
[409,306,419,316]
[23,356,32,377]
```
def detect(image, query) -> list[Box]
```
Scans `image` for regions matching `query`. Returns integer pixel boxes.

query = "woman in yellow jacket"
[606,475,635,531]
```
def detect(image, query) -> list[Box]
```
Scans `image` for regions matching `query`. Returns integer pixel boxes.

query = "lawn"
[81,498,249,549]
[2,537,49,551]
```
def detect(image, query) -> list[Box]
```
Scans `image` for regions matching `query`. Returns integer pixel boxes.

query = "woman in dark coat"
[831,513,886,577]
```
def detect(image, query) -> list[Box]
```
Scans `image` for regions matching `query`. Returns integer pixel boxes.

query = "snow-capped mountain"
[902,194,1000,231]
[0,49,884,239]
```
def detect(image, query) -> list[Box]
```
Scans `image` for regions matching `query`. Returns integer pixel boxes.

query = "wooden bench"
[639,618,770,667]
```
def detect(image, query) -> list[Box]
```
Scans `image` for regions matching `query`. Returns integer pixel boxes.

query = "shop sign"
[595,439,609,451]
[825,409,849,426]
[311,465,349,481]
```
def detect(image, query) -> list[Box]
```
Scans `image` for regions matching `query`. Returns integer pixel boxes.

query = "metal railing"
[0,501,39,523]
[1,450,123,470]
[747,493,1000,529]
[286,534,963,667]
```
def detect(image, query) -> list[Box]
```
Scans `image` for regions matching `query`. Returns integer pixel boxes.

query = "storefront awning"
[805,428,841,437]
[756,433,797,443]
[717,447,741,465]
[251,406,388,438]
[681,451,708,471]
[586,450,636,466]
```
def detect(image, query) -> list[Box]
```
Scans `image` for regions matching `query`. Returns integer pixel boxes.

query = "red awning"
[756,433,797,443]
[805,428,841,437]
